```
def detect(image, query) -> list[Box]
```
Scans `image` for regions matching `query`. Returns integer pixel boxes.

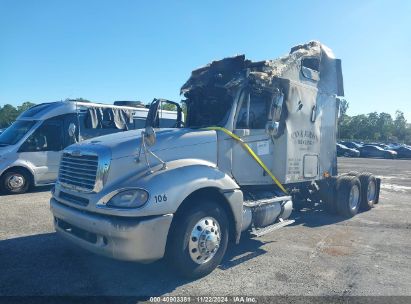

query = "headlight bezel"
[99,187,150,209]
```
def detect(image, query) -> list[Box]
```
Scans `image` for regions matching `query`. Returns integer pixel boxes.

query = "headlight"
[106,188,149,209]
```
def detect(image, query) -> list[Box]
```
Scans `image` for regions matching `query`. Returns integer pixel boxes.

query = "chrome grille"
[59,153,98,192]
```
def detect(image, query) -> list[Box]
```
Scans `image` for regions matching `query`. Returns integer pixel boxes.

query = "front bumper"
[50,198,173,263]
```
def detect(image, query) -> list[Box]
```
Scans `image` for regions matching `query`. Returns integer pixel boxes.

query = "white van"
[0,100,178,194]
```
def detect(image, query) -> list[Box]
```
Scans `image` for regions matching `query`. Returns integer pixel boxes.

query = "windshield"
[184,87,233,128]
[0,120,36,146]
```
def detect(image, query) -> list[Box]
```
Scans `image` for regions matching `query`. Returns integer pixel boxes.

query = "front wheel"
[167,200,229,279]
[0,170,31,194]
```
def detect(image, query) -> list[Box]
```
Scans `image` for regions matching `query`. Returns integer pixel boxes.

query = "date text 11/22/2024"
[149,296,257,303]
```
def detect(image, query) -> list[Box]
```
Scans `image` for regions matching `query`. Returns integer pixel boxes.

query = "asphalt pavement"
[0,158,410,298]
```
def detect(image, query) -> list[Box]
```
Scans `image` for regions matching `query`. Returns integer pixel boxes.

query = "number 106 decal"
[154,194,168,203]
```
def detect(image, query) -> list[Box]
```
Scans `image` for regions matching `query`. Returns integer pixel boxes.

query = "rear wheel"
[167,200,229,278]
[336,175,361,218]
[0,169,31,194]
[358,173,377,211]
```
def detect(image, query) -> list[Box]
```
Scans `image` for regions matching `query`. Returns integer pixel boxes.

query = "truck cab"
[50,42,380,278]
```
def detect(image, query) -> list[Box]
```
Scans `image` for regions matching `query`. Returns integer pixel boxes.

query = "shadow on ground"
[0,232,268,298]
[0,204,350,298]
[291,199,376,228]
[0,185,52,196]
[292,204,347,228]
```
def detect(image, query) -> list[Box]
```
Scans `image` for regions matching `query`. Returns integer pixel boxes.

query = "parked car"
[358,145,397,159]
[367,143,390,149]
[391,146,411,158]
[340,141,362,149]
[388,143,410,150]
[336,143,360,157]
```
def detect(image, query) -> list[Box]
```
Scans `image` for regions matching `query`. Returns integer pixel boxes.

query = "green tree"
[337,98,349,139]
[393,110,407,140]
[17,102,36,113]
[367,112,379,140]
[161,103,177,111]
[338,99,349,118]
[339,115,353,139]
[0,102,36,128]
[0,104,19,128]
[377,112,394,141]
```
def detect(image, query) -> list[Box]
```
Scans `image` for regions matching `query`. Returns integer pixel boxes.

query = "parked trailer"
[0,100,177,194]
[50,41,381,278]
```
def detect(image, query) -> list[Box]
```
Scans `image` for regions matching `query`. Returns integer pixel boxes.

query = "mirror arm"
[135,129,167,173]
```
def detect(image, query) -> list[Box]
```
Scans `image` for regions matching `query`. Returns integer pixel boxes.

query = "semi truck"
[50,41,381,278]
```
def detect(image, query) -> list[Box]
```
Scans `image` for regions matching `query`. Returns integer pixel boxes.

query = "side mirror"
[266,121,280,137]
[68,123,77,142]
[145,98,183,128]
[269,89,284,122]
[266,89,284,138]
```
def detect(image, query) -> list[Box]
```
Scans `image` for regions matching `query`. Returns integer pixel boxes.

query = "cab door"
[231,89,274,185]
[18,118,63,184]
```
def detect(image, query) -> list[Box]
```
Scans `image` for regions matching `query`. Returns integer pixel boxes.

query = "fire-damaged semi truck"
[50,41,380,278]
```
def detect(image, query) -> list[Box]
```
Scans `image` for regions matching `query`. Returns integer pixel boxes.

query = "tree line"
[1,101,410,144]
[0,102,36,128]
[338,100,410,144]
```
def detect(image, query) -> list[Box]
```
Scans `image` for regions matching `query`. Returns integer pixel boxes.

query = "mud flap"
[375,178,382,204]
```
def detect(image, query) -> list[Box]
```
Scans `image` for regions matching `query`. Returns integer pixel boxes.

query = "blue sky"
[1,0,410,119]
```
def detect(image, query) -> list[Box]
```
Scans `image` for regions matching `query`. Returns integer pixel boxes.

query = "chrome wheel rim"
[189,217,221,265]
[7,174,24,190]
[349,185,360,210]
[367,181,376,203]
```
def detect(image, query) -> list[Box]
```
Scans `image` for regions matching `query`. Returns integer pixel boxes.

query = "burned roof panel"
[181,41,343,97]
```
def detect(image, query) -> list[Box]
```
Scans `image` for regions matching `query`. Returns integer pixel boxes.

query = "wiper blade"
[0,143,10,146]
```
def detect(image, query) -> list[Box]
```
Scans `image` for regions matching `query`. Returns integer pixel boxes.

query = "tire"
[358,173,377,211]
[0,169,31,194]
[336,175,361,218]
[167,200,229,279]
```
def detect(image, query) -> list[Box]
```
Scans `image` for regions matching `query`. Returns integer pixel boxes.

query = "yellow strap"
[204,126,288,194]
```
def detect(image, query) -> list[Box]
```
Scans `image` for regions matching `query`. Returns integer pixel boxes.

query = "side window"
[235,93,249,129]
[301,57,320,81]
[236,91,270,129]
[20,119,63,152]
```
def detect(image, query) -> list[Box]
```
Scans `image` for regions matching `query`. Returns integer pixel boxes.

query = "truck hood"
[77,128,217,160]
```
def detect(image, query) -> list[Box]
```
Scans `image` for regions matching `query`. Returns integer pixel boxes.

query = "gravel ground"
[0,158,410,298]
